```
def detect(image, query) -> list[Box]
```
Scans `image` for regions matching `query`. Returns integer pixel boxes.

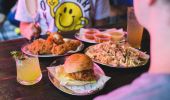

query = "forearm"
[20,22,41,40]
[20,22,31,36]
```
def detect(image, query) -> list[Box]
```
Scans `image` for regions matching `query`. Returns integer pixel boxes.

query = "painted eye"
[64,7,67,13]
[69,9,72,14]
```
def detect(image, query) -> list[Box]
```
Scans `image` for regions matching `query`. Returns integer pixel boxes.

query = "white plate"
[92,58,149,68]
[47,63,107,96]
[75,33,97,44]
[21,38,84,57]
[75,32,127,44]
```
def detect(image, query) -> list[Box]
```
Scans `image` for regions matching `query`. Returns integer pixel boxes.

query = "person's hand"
[24,23,41,40]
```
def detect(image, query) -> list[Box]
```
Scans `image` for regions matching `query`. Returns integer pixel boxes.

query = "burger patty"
[68,69,96,81]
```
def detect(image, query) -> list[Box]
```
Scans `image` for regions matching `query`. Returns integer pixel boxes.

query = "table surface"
[0,31,150,100]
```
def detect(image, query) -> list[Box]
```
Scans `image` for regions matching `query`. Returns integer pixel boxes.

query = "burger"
[55,54,96,86]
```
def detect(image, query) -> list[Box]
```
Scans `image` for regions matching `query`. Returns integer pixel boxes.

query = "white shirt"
[15,0,110,34]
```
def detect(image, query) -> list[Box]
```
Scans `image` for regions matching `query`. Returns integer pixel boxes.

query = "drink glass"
[127,7,143,49]
[15,56,42,85]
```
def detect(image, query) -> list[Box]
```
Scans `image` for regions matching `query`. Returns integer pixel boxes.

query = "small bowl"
[94,33,111,43]
[84,29,100,40]
[109,32,124,42]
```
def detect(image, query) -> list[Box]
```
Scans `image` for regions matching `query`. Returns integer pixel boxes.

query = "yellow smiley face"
[55,2,85,31]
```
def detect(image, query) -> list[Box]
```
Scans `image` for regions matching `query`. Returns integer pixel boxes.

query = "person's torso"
[37,0,95,33]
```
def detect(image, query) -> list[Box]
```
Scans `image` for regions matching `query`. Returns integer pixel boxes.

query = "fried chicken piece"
[51,44,68,55]
[67,69,96,81]
[27,38,54,54]
[39,40,53,54]
[46,32,64,45]
[27,31,81,55]
[26,39,46,54]
[51,40,81,55]
[65,40,81,51]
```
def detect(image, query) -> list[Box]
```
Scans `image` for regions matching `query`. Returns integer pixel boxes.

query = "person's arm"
[15,0,40,40]
[20,22,41,40]
[20,22,30,39]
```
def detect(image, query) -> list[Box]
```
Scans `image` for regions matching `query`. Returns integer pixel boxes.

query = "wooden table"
[0,31,150,100]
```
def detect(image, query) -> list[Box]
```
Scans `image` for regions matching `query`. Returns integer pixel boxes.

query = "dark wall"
[0,0,17,15]
[110,0,133,6]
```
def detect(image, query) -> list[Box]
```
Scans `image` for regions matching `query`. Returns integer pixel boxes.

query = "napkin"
[63,75,110,94]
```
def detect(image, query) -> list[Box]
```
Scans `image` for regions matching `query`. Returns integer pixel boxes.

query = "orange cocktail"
[127,7,143,49]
